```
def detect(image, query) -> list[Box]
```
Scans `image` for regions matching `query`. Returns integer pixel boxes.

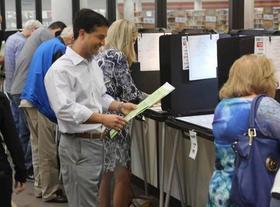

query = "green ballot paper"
[109,82,175,139]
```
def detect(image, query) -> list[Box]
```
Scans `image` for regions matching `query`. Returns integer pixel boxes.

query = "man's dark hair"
[48,21,67,36]
[73,9,109,40]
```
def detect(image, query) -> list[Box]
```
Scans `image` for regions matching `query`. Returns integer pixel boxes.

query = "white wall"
[51,0,72,25]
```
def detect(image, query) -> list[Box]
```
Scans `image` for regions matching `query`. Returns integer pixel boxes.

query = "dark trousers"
[0,170,12,207]
[9,94,32,171]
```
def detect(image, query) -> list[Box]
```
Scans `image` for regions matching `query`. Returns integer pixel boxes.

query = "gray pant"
[270,198,280,207]
[59,134,104,207]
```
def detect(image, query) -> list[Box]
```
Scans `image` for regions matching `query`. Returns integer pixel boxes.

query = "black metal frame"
[229,0,244,30]
[35,0,42,22]
[0,0,6,30]
[16,0,22,29]
[0,0,246,34]
[106,0,116,24]
[72,0,79,22]
[155,0,167,28]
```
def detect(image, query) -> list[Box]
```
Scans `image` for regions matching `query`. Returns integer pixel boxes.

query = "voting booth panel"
[131,62,161,94]
[160,124,215,206]
[131,32,167,95]
[159,34,219,116]
[217,36,254,89]
[217,33,280,101]
[130,118,159,188]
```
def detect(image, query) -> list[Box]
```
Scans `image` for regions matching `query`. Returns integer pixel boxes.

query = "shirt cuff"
[102,94,114,111]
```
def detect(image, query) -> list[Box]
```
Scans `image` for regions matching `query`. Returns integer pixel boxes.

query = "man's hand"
[14,181,25,194]
[101,114,127,131]
[120,102,137,115]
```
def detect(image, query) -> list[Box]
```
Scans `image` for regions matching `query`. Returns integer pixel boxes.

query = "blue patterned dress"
[208,96,280,207]
[95,48,147,172]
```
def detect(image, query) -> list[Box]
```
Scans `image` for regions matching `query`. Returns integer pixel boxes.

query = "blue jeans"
[9,94,32,171]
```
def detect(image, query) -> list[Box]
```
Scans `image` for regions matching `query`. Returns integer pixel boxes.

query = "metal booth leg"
[164,130,180,207]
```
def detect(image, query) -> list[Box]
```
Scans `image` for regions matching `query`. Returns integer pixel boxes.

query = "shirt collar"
[57,36,65,45]
[65,46,87,66]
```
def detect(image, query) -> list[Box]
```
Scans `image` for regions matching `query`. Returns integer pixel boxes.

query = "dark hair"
[48,21,66,36]
[73,9,109,40]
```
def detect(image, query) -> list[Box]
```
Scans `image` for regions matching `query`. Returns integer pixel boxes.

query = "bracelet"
[117,101,124,113]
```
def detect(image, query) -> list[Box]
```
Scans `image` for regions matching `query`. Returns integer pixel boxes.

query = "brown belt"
[63,132,105,139]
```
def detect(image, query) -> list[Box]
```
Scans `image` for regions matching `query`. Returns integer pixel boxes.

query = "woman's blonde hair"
[219,54,277,99]
[105,19,137,66]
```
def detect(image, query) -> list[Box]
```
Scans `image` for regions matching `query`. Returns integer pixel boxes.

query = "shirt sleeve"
[0,93,26,182]
[44,67,93,124]
[40,29,53,42]
[113,52,148,103]
[256,97,280,195]
[256,97,280,138]
[101,93,114,111]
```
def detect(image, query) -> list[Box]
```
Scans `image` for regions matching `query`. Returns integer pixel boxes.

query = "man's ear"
[79,29,86,38]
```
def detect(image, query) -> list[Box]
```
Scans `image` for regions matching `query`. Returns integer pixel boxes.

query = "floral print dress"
[95,48,147,172]
[208,96,280,207]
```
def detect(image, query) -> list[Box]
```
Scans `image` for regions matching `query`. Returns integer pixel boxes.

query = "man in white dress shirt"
[44,9,136,207]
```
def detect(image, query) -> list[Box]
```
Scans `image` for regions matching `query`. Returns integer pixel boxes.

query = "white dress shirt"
[44,46,114,133]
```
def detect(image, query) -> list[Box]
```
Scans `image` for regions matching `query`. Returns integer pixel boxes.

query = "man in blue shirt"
[20,26,73,203]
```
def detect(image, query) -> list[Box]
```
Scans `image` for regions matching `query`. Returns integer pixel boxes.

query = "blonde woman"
[207,54,280,206]
[96,19,147,207]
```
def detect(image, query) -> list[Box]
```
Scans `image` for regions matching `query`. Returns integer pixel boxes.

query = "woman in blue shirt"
[207,54,280,207]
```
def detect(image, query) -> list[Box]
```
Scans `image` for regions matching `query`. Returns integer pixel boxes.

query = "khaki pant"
[24,107,61,201]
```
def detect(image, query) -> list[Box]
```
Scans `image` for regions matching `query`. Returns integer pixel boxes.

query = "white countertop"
[176,114,214,130]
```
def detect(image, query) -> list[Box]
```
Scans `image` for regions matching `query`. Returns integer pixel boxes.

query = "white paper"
[176,114,214,130]
[188,34,219,80]
[110,82,175,138]
[181,36,189,70]
[188,130,198,160]
[254,36,280,84]
[138,33,164,71]
[205,16,217,22]
[254,36,266,55]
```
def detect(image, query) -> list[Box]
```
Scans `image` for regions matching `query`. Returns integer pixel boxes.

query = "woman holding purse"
[207,54,280,207]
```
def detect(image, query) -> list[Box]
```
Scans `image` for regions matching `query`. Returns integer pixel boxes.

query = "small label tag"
[189,130,198,160]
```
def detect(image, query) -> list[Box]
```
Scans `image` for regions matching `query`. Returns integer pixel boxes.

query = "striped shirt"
[4,32,27,93]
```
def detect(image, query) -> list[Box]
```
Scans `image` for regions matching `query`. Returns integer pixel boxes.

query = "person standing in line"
[5,20,42,96]
[207,54,280,207]
[4,20,42,176]
[20,26,73,203]
[10,21,66,198]
[44,9,136,207]
[0,92,26,207]
[95,19,148,207]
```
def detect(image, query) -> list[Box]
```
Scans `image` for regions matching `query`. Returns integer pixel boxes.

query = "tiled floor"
[12,178,158,207]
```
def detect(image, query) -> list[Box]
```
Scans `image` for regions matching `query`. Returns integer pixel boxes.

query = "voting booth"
[155,33,219,206]
[159,33,219,116]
